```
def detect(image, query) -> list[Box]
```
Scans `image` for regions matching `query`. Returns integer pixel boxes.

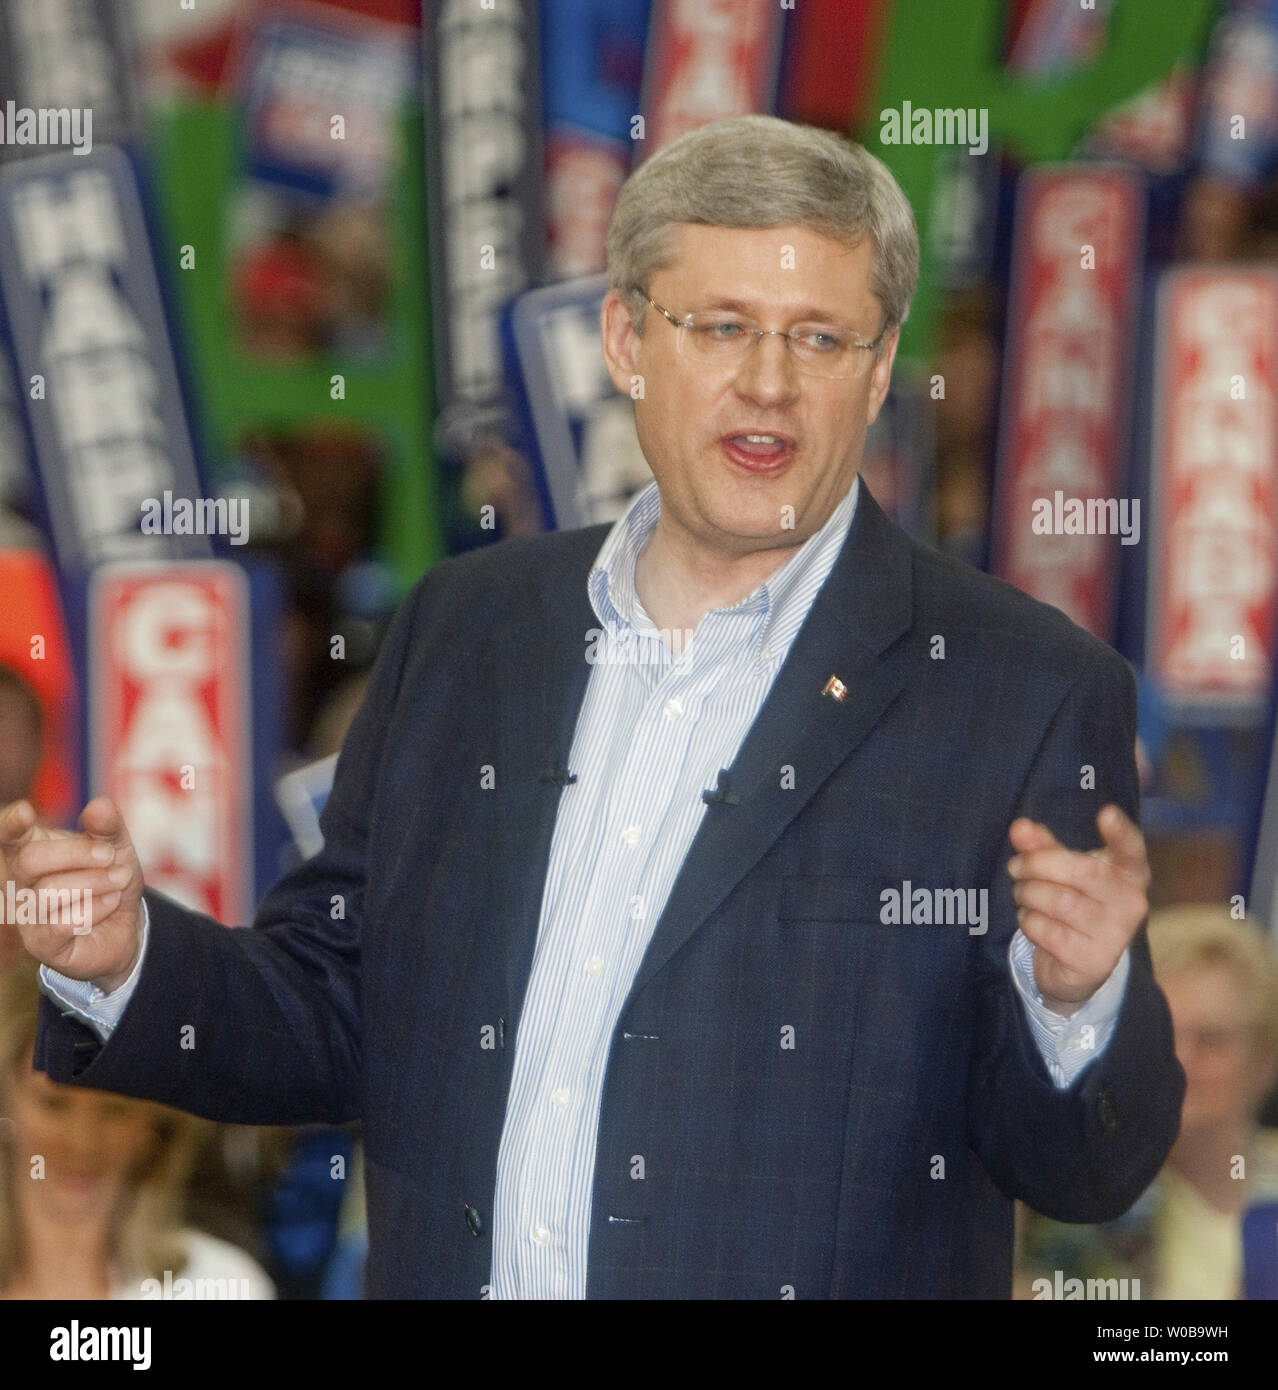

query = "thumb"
[1095,803,1147,879]
[79,796,133,850]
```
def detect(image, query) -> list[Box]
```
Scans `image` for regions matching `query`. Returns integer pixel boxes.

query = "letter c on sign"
[120,583,214,681]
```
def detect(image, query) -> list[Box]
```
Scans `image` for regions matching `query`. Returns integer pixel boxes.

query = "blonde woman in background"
[1017,904,1278,1298]
[0,954,274,1300]
[1153,905,1278,1296]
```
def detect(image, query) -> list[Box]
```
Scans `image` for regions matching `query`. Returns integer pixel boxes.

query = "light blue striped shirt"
[40,473,1128,1299]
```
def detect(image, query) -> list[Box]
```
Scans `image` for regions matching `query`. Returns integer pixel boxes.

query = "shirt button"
[585,955,604,977]
[760,646,773,662]
[622,825,641,846]
[531,1224,551,1246]
[662,698,683,719]
[551,1087,570,1109]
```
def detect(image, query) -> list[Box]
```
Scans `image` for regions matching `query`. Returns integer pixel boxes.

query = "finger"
[87,890,122,928]
[0,800,38,853]
[1007,847,1113,905]
[1011,877,1101,940]
[11,882,103,932]
[1015,906,1084,966]
[13,836,116,884]
[1096,804,1149,883]
[34,889,124,938]
[10,867,130,902]
[1007,818,1063,855]
[14,888,125,952]
[1017,910,1108,990]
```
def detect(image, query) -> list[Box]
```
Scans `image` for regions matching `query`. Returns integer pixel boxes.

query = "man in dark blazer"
[6,116,1182,1298]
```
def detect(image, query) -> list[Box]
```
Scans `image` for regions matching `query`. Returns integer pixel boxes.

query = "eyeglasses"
[641,292,886,380]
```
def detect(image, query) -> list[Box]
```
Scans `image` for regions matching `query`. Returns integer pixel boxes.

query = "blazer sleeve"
[964,646,1185,1222]
[32,570,432,1126]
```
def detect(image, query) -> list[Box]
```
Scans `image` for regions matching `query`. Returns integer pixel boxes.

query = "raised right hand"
[0,797,145,993]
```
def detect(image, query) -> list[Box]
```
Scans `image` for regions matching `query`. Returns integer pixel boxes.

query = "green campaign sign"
[149,101,442,597]
[866,0,1217,362]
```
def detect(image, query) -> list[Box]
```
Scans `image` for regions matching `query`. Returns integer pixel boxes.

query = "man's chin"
[703,512,805,552]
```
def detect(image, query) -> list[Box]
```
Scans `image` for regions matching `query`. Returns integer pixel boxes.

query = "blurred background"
[0,0,1276,1301]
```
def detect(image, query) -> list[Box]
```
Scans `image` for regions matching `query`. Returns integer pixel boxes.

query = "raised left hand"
[1006,805,1151,1016]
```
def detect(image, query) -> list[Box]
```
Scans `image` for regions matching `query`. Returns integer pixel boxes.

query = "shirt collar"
[588,474,861,659]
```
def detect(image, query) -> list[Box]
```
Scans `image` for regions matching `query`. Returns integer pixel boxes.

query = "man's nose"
[732,332,801,403]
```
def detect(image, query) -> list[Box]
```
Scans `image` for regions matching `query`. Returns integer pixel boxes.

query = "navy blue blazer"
[36,481,1184,1298]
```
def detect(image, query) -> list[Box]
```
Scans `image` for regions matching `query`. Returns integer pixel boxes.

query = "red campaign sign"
[91,563,251,926]
[0,551,80,825]
[1148,268,1278,710]
[640,0,783,157]
[776,0,884,134]
[993,166,1143,640]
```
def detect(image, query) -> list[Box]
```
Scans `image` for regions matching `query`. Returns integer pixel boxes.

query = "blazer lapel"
[493,526,610,1015]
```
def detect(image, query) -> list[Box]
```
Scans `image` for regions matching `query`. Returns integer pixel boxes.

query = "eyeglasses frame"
[639,291,888,378]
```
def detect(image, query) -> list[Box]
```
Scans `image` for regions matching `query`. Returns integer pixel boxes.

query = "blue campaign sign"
[541,0,651,139]
[540,0,651,279]
[0,146,210,575]
[423,0,544,462]
[507,273,652,532]
[238,13,414,201]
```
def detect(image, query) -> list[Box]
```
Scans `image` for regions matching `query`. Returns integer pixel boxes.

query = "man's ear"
[601,290,643,396]
[865,327,900,428]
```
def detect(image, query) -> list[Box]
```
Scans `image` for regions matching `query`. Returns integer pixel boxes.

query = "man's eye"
[798,329,844,352]
[701,320,747,339]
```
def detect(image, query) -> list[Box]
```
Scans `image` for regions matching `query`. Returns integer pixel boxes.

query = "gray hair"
[605,114,920,349]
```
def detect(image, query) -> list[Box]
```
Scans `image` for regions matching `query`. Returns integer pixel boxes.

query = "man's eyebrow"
[697,296,863,324]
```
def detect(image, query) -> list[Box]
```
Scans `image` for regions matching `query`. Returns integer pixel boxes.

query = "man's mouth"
[720,432,796,471]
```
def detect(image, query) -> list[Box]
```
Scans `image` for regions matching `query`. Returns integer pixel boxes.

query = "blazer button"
[464,1204,484,1237]
[1097,1087,1119,1135]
